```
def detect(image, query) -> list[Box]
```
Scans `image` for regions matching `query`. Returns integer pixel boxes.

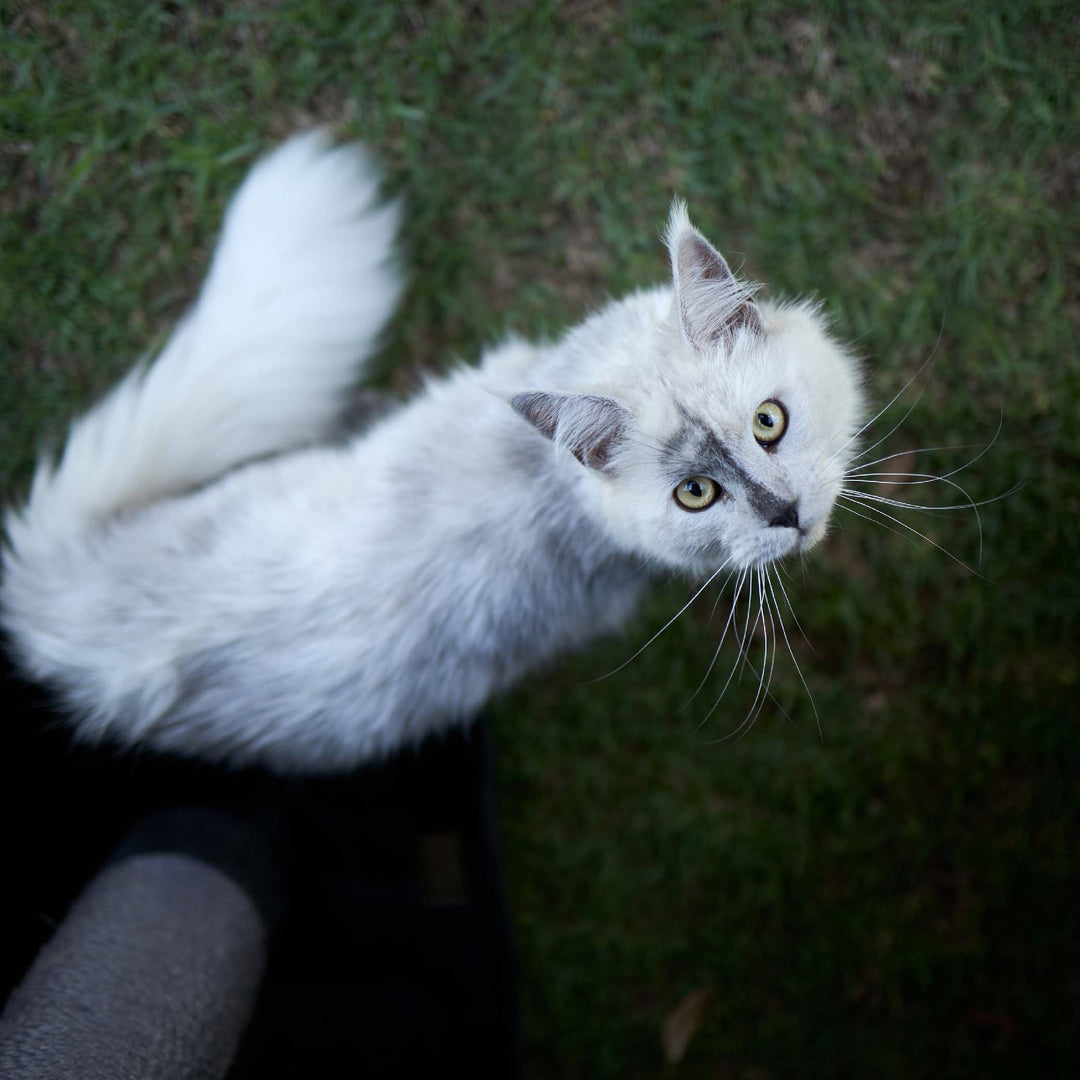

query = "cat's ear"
[511,391,630,472]
[666,199,762,352]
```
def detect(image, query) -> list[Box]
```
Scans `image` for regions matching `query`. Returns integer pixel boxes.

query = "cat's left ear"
[511,391,630,472]
[666,200,762,352]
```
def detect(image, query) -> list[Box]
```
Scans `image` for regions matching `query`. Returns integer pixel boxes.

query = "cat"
[1,130,864,773]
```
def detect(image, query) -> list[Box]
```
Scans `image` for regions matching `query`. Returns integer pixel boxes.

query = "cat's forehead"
[665,401,737,462]
[657,331,789,429]
[653,301,858,442]
[659,396,766,483]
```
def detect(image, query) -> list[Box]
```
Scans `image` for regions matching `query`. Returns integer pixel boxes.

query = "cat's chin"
[718,530,801,571]
[682,514,832,578]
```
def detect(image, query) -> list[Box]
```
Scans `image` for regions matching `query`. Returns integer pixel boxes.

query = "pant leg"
[0,831,271,1080]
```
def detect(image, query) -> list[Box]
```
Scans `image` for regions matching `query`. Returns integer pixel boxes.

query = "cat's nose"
[768,501,800,529]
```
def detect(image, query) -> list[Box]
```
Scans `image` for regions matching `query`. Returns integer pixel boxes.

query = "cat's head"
[512,202,864,576]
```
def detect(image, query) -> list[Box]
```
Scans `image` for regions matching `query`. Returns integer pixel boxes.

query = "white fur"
[7,130,401,553]
[2,133,863,773]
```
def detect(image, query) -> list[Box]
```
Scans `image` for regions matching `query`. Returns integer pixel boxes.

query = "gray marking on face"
[670,406,790,522]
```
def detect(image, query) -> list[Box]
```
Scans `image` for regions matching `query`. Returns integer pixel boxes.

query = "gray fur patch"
[670,406,790,522]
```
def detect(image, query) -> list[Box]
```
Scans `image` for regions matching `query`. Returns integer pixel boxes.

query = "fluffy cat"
[2,131,863,773]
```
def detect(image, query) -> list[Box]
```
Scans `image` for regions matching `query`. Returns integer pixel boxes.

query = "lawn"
[2,1,1078,1075]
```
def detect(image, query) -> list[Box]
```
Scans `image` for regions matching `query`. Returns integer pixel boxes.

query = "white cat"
[2,131,863,773]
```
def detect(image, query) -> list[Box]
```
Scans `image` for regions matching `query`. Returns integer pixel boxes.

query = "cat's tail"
[5,130,401,557]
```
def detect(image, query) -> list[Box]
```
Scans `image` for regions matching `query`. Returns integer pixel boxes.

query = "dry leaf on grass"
[662,985,715,1064]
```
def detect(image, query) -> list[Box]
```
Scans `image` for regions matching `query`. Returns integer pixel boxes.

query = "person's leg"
[0,807,279,1080]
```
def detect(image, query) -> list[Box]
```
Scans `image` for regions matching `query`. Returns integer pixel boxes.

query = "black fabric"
[108,806,285,933]
[0,649,519,1078]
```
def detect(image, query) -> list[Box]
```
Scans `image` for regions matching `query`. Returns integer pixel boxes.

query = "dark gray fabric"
[0,852,267,1080]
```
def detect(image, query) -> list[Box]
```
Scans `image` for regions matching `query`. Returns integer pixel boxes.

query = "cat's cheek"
[636,517,722,576]
[800,519,828,551]
[790,518,829,557]
[750,530,799,566]
[591,488,668,563]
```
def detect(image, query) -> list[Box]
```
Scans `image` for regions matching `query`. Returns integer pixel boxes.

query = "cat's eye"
[674,476,720,511]
[753,399,787,446]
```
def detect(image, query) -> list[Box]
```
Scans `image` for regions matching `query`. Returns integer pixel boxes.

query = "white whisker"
[704,564,742,626]
[697,566,759,729]
[589,556,735,683]
[836,494,987,578]
[686,566,749,711]
[768,559,816,655]
[734,569,763,686]
[845,470,972,485]
[766,566,821,740]
[842,490,973,512]
[842,470,1001,569]
[846,408,1004,484]
[714,568,775,743]
[841,479,1025,567]
[846,445,980,476]
[820,327,944,471]
[841,380,929,470]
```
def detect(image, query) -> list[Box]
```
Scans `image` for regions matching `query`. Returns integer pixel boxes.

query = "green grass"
[3,1,1078,1075]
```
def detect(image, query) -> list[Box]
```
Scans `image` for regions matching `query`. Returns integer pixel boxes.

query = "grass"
[2,1,1078,1075]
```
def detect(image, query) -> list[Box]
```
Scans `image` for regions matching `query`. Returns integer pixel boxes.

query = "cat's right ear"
[666,199,761,352]
[511,391,630,472]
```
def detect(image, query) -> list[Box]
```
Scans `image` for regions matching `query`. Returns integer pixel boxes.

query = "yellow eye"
[753,399,787,445]
[674,476,720,511]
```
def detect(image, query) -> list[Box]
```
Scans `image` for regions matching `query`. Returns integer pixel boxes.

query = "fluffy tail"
[5,130,401,556]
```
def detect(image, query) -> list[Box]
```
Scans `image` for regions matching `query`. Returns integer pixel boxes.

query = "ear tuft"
[666,200,762,351]
[512,391,630,472]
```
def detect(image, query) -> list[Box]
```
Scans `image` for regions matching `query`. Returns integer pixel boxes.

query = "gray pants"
[0,824,269,1080]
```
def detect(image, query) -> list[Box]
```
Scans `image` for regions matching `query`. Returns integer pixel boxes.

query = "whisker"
[845,470,972,485]
[717,570,768,738]
[841,380,930,471]
[588,556,735,683]
[750,568,772,708]
[766,566,821,740]
[755,570,780,731]
[846,408,1004,483]
[836,495,988,579]
[835,500,935,554]
[769,560,816,655]
[841,484,1015,512]
[821,325,944,471]
[842,471,995,568]
[691,565,820,743]
[697,567,759,729]
[705,565,742,627]
[744,570,777,738]
[734,569,763,686]
[686,567,749,711]
[846,445,982,476]
[843,491,973,519]
[714,568,775,743]
[848,475,1024,571]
